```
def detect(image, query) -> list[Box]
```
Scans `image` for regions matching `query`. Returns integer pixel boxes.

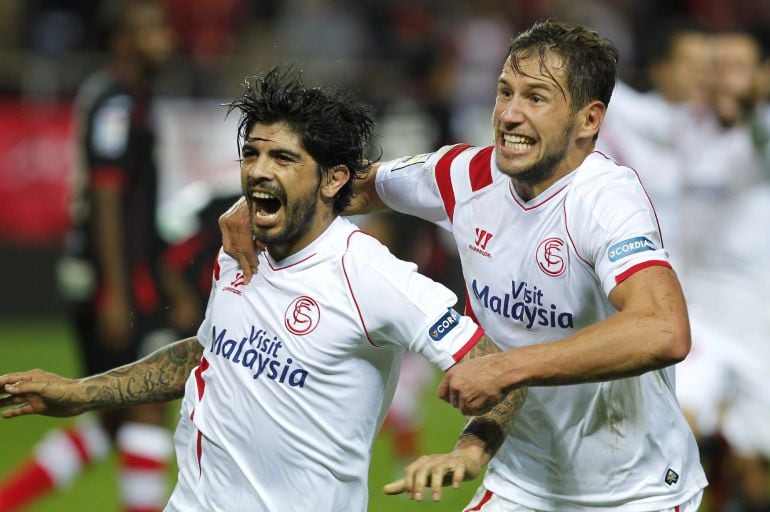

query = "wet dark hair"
[227,66,377,213]
[507,19,619,112]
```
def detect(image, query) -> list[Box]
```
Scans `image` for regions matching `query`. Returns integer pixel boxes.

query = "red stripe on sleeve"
[469,146,494,191]
[91,166,127,189]
[452,325,485,362]
[435,144,471,222]
[614,260,672,285]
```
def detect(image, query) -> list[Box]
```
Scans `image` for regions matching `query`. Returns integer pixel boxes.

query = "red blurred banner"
[0,102,73,246]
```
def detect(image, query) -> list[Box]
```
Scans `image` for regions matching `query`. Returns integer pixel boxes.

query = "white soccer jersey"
[165,217,483,512]
[376,145,707,511]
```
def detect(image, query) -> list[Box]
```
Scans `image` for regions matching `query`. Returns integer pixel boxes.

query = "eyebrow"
[241,139,302,161]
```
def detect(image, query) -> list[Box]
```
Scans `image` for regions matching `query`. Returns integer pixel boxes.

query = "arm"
[384,334,527,502]
[0,337,203,419]
[219,162,388,282]
[440,265,690,415]
[92,185,132,349]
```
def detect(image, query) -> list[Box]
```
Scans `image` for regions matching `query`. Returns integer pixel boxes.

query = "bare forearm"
[458,386,527,461]
[80,337,202,410]
[495,307,687,389]
[455,334,527,458]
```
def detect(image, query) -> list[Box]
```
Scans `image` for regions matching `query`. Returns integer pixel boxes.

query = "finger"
[234,253,255,284]
[430,466,449,501]
[0,373,29,387]
[1,401,34,419]
[452,464,467,488]
[410,463,432,502]
[382,479,405,495]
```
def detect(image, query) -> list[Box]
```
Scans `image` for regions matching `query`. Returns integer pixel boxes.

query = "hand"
[383,447,486,502]
[0,370,88,419]
[219,197,261,284]
[438,354,510,415]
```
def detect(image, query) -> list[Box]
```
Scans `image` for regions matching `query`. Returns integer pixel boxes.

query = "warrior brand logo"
[536,237,566,277]
[210,324,308,388]
[284,296,320,335]
[664,468,679,486]
[608,236,656,262]
[472,279,574,329]
[231,272,246,287]
[223,272,246,295]
[429,308,461,341]
[469,228,493,258]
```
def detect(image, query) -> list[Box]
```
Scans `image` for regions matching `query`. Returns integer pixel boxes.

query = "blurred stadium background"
[2,0,770,510]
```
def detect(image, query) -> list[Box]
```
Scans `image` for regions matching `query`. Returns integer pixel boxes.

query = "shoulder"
[569,152,646,206]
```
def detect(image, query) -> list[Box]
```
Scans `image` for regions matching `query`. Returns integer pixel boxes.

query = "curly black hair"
[226,66,376,213]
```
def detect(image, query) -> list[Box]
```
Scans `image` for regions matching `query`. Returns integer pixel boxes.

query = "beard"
[497,121,576,186]
[249,187,319,246]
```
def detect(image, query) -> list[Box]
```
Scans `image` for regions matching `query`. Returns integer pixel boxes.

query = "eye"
[498,87,513,99]
[530,94,544,104]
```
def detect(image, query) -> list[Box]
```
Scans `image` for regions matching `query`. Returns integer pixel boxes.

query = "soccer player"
[0,66,526,512]
[0,2,193,511]
[219,20,707,511]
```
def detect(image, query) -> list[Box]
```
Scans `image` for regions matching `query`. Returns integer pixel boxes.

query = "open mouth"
[251,190,282,219]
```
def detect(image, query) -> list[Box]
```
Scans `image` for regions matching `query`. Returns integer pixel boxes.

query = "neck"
[264,212,339,261]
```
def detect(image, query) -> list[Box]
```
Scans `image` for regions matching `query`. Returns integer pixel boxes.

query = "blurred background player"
[599,24,770,511]
[0,2,201,511]
[675,29,770,512]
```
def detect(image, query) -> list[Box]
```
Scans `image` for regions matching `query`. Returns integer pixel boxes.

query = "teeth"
[252,191,275,200]
[503,134,534,151]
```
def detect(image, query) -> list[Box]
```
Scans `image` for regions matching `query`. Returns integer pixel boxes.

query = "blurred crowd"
[1,1,770,511]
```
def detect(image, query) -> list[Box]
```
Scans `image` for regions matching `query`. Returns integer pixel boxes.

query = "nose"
[499,98,525,126]
[244,156,273,182]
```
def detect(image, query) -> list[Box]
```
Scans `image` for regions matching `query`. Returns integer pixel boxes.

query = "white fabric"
[464,487,703,512]
[166,217,481,512]
[376,146,707,511]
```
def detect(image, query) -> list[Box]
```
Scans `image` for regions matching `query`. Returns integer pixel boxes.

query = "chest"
[451,187,601,343]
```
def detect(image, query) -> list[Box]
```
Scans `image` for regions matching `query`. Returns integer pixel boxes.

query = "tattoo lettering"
[82,338,203,409]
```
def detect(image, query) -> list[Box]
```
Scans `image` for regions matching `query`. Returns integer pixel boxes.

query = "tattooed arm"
[384,334,527,501]
[0,338,203,419]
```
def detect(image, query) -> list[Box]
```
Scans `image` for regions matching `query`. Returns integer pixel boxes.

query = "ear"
[577,100,606,141]
[320,165,350,202]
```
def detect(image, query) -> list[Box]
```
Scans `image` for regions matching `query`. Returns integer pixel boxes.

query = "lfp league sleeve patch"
[429,308,461,342]
[607,236,657,262]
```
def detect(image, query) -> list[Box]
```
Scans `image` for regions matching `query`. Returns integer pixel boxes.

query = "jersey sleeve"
[375,146,461,231]
[86,94,133,189]
[343,232,483,370]
[566,162,671,296]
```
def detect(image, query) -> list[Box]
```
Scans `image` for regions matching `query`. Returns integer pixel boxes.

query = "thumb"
[383,478,406,495]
